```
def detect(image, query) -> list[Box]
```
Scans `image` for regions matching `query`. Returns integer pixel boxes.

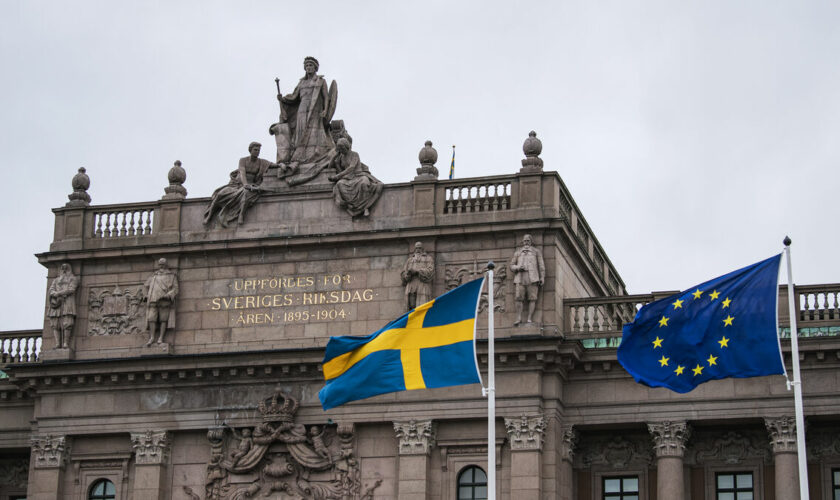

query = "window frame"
[87,479,116,500]
[704,465,762,500]
[591,467,647,500]
[601,474,640,499]
[456,465,488,500]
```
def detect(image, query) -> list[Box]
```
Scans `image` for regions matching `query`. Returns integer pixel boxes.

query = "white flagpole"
[485,262,496,500]
[783,237,809,500]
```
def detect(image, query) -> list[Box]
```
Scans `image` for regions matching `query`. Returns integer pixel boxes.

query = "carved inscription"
[208,273,377,326]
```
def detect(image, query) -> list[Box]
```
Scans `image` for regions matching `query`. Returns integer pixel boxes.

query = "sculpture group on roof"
[203,57,383,228]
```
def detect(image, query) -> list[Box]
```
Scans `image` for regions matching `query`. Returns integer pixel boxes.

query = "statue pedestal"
[511,322,542,336]
[262,166,337,192]
[141,343,171,356]
[41,347,73,362]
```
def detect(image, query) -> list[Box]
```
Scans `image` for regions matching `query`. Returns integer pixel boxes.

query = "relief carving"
[560,425,578,462]
[88,285,145,336]
[130,430,171,465]
[393,420,436,456]
[0,458,29,489]
[577,434,653,469]
[648,421,691,458]
[444,258,507,313]
[48,263,79,349]
[192,384,379,500]
[31,435,68,469]
[805,426,840,461]
[401,242,434,311]
[504,414,546,451]
[764,416,798,454]
[688,430,771,465]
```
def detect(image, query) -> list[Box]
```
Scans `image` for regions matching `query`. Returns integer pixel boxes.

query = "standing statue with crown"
[270,56,338,186]
[193,384,381,499]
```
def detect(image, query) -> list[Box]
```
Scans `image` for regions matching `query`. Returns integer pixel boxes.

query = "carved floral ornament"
[130,430,171,465]
[686,430,771,466]
[393,419,436,456]
[560,425,578,462]
[504,414,546,451]
[0,459,29,488]
[647,421,691,458]
[577,434,654,469]
[31,435,68,469]
[764,416,799,454]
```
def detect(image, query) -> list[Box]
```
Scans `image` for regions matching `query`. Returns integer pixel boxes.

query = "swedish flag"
[319,278,484,410]
[617,255,785,393]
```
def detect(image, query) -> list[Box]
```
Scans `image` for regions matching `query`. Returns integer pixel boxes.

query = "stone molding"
[648,421,691,458]
[764,416,798,454]
[393,420,436,455]
[559,425,578,462]
[504,414,546,451]
[130,430,171,465]
[31,434,69,469]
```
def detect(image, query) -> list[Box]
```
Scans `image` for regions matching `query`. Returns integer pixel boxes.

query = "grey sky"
[2,1,838,330]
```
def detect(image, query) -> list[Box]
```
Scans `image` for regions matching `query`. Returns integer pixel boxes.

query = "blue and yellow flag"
[448,145,455,179]
[318,278,484,410]
[617,255,785,393]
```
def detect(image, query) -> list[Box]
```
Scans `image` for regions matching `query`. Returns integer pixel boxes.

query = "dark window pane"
[604,479,621,493]
[104,482,115,495]
[459,486,472,499]
[736,493,753,500]
[604,496,621,500]
[474,485,487,498]
[718,493,734,500]
[718,474,734,489]
[459,468,473,484]
[625,496,639,500]
[623,477,639,492]
[736,474,752,488]
[92,483,104,495]
[474,468,487,482]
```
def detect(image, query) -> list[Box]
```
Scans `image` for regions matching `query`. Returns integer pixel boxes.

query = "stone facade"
[1,82,839,500]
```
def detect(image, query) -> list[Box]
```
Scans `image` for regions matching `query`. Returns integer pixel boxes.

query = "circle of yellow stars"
[651,289,734,377]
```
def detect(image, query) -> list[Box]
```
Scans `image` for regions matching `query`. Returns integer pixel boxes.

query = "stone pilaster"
[648,421,690,500]
[505,414,546,500]
[29,435,69,500]
[131,430,171,500]
[558,425,577,500]
[765,416,800,500]
[394,420,436,500]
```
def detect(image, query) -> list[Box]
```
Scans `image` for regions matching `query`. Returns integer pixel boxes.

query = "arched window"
[88,479,116,500]
[457,465,488,500]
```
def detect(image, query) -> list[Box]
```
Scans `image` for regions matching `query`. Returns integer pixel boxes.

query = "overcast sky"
[1,1,838,330]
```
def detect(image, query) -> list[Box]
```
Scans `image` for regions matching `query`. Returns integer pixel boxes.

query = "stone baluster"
[505,414,546,499]
[765,416,800,500]
[131,430,171,500]
[29,435,70,500]
[393,420,436,500]
[648,421,690,500]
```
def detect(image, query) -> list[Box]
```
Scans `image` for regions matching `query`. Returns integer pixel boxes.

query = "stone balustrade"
[443,179,511,214]
[92,204,156,238]
[0,330,41,365]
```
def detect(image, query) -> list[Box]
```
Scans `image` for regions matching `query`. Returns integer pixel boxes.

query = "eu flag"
[318,278,484,410]
[617,255,785,393]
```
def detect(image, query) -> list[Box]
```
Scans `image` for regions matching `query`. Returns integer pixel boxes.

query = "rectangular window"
[716,472,754,500]
[832,468,840,500]
[603,476,639,500]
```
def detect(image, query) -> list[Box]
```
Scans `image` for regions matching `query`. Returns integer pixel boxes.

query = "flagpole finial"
[783,236,792,246]
[486,261,495,270]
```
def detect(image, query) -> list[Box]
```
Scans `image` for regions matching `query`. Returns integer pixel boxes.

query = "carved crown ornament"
[130,430,171,465]
[31,435,69,469]
[393,419,437,455]
[504,414,547,451]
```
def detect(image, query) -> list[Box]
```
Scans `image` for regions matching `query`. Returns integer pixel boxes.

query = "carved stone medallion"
[88,285,145,336]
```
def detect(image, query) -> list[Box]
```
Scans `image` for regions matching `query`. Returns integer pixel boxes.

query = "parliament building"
[1,60,839,500]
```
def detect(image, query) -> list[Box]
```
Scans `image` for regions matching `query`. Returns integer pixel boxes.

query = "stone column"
[393,420,436,500]
[130,430,171,500]
[558,425,578,500]
[28,435,69,500]
[505,414,546,500]
[765,416,800,500]
[648,421,690,500]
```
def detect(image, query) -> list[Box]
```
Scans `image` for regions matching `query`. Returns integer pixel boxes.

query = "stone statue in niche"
[510,234,545,325]
[48,263,78,349]
[328,138,383,217]
[192,384,382,500]
[143,258,179,346]
[270,56,338,186]
[401,242,434,311]
[204,142,277,228]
